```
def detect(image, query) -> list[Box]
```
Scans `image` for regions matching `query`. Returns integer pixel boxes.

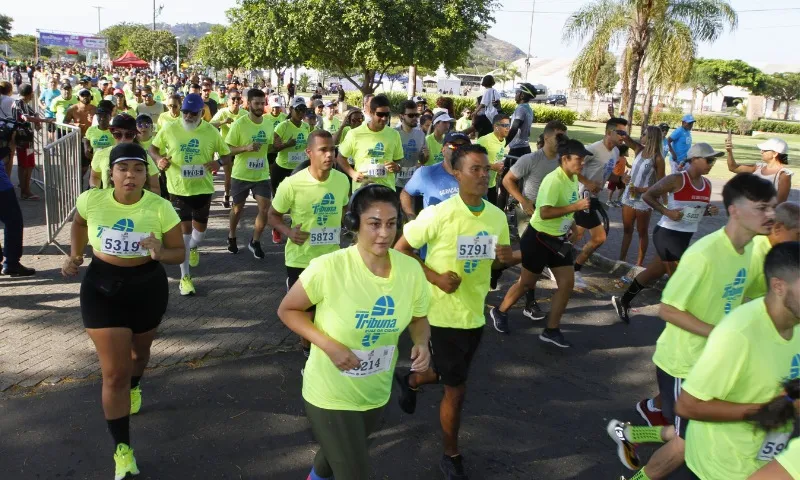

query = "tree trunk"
[641,85,655,131]
[625,48,645,130]
[690,88,697,114]
[620,51,631,117]
[409,65,417,97]
[699,92,707,113]
[785,101,791,120]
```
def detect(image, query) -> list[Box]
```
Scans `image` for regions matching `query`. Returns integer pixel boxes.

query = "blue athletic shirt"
[403,162,459,208]
[669,126,692,163]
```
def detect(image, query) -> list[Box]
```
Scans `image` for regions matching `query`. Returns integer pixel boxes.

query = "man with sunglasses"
[200,85,218,121]
[272,97,312,243]
[188,84,213,121]
[336,94,404,192]
[149,93,232,296]
[83,101,116,163]
[136,86,166,124]
[395,100,429,195]
[211,90,247,208]
[477,113,512,206]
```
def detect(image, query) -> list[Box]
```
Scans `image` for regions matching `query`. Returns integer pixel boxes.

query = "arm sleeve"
[76,190,92,218]
[338,128,355,158]
[298,256,328,305]
[392,132,404,162]
[159,197,182,232]
[271,178,293,214]
[661,258,708,311]
[682,328,748,401]
[534,175,558,208]
[151,129,166,152]
[403,167,425,196]
[510,154,533,179]
[274,121,287,140]
[215,130,231,156]
[224,122,239,145]
[146,155,159,177]
[411,262,431,317]
[402,206,438,250]
[210,109,225,123]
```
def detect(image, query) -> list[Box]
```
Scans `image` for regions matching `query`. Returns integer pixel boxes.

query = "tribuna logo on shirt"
[722,268,747,314]
[368,142,385,162]
[180,138,201,162]
[296,132,307,149]
[96,218,135,237]
[97,134,112,148]
[464,230,490,274]
[355,296,399,347]
[312,193,338,225]
[790,354,800,380]
[251,130,267,144]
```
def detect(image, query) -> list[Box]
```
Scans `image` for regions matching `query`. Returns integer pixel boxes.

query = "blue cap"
[682,114,695,123]
[182,93,204,113]
[443,132,470,145]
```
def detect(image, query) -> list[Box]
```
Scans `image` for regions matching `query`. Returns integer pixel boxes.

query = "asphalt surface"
[0,270,668,480]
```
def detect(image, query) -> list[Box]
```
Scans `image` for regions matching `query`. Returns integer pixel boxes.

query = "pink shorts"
[16,147,35,168]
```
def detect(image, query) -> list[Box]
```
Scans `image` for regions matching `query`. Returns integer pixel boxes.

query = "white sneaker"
[573,271,588,290]
[542,267,556,282]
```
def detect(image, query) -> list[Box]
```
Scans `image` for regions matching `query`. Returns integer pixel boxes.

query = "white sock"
[647,398,661,412]
[180,234,191,277]
[189,228,206,249]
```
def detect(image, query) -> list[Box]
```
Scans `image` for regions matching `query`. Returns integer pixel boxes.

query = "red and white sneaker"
[272,229,282,244]
[636,399,669,426]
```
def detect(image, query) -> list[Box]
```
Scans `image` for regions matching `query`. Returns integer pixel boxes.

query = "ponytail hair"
[555,133,570,162]
[777,152,789,165]
[747,378,799,431]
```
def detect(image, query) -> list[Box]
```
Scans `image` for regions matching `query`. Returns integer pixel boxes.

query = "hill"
[159,22,220,41]
[469,34,527,63]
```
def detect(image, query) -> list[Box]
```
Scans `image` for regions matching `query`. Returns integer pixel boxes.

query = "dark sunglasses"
[496,123,511,128]
[705,158,717,165]
[374,111,391,118]
[202,89,211,93]
[182,110,200,116]
[350,116,364,122]
[137,122,152,128]
[229,97,241,102]
[111,130,136,140]
[403,112,420,118]
[168,104,180,109]
[144,93,154,98]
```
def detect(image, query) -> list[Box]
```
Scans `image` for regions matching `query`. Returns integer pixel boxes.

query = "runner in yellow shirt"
[676,242,800,479]
[321,101,341,134]
[49,81,78,124]
[62,142,184,480]
[148,93,232,296]
[395,144,513,480]
[476,113,511,205]
[748,437,800,480]
[265,94,288,169]
[211,89,247,208]
[336,94,404,191]
[425,114,450,166]
[744,202,800,299]
[83,100,116,162]
[157,94,182,132]
[90,114,160,194]
[607,173,778,480]
[277,184,431,480]
[225,89,273,258]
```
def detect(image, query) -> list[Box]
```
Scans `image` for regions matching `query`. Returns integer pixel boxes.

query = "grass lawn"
[530,121,800,186]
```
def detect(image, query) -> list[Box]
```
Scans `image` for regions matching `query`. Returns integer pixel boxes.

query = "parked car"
[545,94,567,106]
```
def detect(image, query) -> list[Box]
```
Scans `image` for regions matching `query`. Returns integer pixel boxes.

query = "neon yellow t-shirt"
[323,117,341,135]
[225,115,271,182]
[271,168,350,268]
[211,107,246,143]
[138,136,153,153]
[338,125,351,145]
[76,188,180,259]
[477,133,506,188]
[300,246,430,411]
[151,120,231,197]
[84,126,115,151]
[745,235,772,300]
[90,88,102,106]
[683,298,800,479]
[50,95,78,124]
[424,133,444,166]
[531,167,579,236]
[777,438,800,479]
[403,195,511,329]
[91,147,159,189]
[157,112,180,132]
[266,112,287,133]
[274,120,311,170]
[456,117,471,132]
[338,124,405,190]
[653,227,755,378]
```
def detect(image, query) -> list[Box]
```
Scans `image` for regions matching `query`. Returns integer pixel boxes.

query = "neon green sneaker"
[113,443,139,480]
[179,275,196,296]
[189,247,200,267]
[130,385,142,415]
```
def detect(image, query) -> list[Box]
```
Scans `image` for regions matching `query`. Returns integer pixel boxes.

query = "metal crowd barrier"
[37,123,82,254]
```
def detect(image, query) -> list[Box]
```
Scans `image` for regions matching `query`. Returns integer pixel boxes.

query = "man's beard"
[182,117,201,131]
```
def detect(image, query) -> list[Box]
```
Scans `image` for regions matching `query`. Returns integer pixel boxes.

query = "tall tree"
[100,23,150,58]
[563,0,737,129]
[687,58,767,111]
[0,15,12,42]
[125,29,177,64]
[192,25,244,76]
[765,72,800,120]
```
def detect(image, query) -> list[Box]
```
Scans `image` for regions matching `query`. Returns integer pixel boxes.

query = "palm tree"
[563,0,737,127]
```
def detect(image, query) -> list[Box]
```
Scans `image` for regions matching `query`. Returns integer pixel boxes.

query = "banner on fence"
[37,31,107,50]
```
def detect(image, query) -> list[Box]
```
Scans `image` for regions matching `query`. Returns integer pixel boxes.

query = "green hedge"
[751,120,800,135]
[343,92,576,126]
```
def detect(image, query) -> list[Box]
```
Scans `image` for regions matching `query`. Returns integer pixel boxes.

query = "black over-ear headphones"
[343,183,402,231]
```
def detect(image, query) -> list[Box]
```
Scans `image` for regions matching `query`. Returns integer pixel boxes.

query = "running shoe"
[179,275,196,296]
[130,385,142,415]
[522,301,546,321]
[227,237,238,254]
[635,399,669,427]
[113,443,140,480]
[542,267,556,282]
[248,240,265,259]
[223,194,231,209]
[611,296,631,324]
[573,271,588,290]
[439,454,469,480]
[272,229,282,244]
[606,419,641,470]
[489,307,510,334]
[189,247,200,267]
[393,371,418,414]
[539,328,572,348]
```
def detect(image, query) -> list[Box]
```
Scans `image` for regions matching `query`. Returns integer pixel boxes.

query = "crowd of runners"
[0,64,798,480]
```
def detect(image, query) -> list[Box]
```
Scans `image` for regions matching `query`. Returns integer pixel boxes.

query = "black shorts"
[519,225,574,274]
[653,225,694,262]
[170,193,213,224]
[574,198,603,230]
[430,326,484,386]
[81,144,91,168]
[80,257,168,334]
[287,266,316,313]
[270,162,293,195]
[656,366,689,438]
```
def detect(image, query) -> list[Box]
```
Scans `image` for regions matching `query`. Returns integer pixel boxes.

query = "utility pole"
[153,0,156,30]
[92,6,102,33]
[524,0,536,82]
[175,37,180,75]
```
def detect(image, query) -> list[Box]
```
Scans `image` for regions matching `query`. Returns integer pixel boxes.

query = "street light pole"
[92,6,102,33]
[524,0,536,82]
[175,37,180,75]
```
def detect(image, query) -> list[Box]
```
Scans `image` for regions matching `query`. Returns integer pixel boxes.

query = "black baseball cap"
[110,113,137,131]
[109,143,148,166]
[558,139,592,157]
[135,114,153,125]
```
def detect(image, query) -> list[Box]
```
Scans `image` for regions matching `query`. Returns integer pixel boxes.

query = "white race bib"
[366,163,386,178]
[288,151,306,164]
[456,235,497,261]
[397,166,416,180]
[100,230,149,257]
[757,431,791,461]
[560,217,574,234]
[341,346,395,378]
[246,157,266,170]
[682,205,704,224]
[181,164,205,179]
[309,227,340,246]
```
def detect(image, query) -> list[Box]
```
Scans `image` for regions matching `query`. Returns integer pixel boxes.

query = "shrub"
[751,120,800,135]
[578,109,594,121]
[735,118,754,136]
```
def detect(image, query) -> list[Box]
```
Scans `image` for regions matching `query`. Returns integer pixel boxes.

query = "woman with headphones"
[277,183,432,480]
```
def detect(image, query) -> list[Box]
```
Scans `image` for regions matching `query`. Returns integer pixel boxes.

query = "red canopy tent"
[111,51,149,68]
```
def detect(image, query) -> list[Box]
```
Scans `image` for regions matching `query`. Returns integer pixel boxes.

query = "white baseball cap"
[757,138,788,155]
[432,113,454,125]
[269,95,284,107]
[290,96,307,108]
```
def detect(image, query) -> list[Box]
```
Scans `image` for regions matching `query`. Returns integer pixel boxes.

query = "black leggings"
[497,146,531,209]
[304,400,384,480]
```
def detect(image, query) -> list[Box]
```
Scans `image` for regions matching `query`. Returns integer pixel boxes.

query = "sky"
[4,0,799,66]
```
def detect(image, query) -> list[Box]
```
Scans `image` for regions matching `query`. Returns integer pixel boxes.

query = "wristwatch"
[217,159,224,167]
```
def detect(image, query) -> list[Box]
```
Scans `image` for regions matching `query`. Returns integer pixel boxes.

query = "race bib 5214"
[341,346,395,378]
